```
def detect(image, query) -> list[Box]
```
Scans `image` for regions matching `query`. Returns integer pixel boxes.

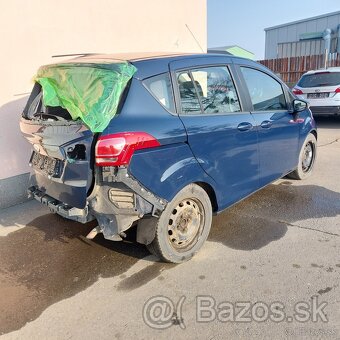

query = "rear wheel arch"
[146,183,213,263]
[195,181,218,212]
[310,129,317,140]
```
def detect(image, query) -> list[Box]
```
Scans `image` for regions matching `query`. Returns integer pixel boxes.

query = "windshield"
[297,72,340,88]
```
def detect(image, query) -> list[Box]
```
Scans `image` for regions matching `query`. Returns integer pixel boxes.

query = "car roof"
[72,52,247,63]
[51,52,257,79]
[303,67,340,75]
[72,52,191,62]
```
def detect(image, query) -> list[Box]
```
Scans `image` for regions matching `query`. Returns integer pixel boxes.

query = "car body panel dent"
[128,143,218,207]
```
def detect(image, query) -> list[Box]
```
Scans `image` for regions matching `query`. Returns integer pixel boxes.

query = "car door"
[171,62,260,209]
[237,65,300,187]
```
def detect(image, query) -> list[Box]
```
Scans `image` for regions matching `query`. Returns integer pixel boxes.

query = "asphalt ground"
[0,116,339,339]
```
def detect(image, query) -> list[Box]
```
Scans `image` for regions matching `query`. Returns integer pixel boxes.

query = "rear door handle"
[237,122,253,131]
[260,120,272,129]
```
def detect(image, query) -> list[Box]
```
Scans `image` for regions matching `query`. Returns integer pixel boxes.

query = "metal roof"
[264,10,340,31]
[208,45,254,55]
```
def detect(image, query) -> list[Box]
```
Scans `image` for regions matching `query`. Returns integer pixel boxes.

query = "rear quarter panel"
[128,143,218,204]
[102,78,186,145]
[103,77,219,207]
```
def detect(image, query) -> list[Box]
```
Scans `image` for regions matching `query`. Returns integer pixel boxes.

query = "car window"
[191,67,241,114]
[143,73,175,112]
[177,71,202,114]
[241,67,287,111]
[297,72,340,88]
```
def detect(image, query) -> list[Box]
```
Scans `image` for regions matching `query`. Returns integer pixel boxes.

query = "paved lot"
[0,117,339,339]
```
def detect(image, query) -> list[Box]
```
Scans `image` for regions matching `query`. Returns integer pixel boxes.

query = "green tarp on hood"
[35,61,137,132]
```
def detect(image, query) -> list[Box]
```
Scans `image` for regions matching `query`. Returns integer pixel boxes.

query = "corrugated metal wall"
[277,38,338,58]
[277,39,324,58]
[265,12,340,59]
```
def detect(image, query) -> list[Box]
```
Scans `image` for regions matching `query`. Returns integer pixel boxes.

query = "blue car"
[20,53,317,263]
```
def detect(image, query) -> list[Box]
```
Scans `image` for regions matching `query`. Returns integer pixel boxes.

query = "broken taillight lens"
[95,132,160,167]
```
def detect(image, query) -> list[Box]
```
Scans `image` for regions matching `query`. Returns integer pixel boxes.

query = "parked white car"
[293,67,340,115]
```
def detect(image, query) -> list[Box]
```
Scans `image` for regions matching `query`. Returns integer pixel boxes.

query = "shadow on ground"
[314,115,340,129]
[1,182,339,334]
[209,182,340,249]
[0,215,148,335]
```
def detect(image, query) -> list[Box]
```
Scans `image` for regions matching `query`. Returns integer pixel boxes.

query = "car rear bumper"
[29,170,89,209]
[21,118,95,209]
[309,106,340,115]
[29,168,167,242]
[28,186,92,223]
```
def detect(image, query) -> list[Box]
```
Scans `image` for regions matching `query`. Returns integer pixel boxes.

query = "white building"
[265,11,340,59]
[0,0,207,208]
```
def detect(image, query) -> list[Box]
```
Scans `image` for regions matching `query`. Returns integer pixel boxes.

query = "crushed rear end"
[20,60,166,242]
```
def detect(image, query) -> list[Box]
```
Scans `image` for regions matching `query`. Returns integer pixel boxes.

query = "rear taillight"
[335,88,340,93]
[95,132,160,167]
[293,88,303,95]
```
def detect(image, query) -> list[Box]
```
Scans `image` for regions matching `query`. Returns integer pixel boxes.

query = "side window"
[191,66,240,114]
[176,66,241,115]
[143,73,175,112]
[241,67,287,111]
[177,71,202,114]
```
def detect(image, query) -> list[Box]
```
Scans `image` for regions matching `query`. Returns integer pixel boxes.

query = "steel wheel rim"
[167,198,204,252]
[302,141,314,173]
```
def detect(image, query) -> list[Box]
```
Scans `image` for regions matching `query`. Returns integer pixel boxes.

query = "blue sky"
[208,0,340,60]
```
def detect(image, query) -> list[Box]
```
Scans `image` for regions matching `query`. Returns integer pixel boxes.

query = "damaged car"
[20,52,317,263]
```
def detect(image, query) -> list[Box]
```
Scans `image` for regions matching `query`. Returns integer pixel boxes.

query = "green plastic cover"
[35,62,137,132]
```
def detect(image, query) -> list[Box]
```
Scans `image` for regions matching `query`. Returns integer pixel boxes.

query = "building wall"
[277,39,326,58]
[0,0,207,208]
[265,11,340,59]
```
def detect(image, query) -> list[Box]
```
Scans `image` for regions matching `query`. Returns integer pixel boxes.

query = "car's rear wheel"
[147,184,212,263]
[287,133,317,180]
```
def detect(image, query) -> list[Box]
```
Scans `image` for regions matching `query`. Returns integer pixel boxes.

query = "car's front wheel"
[147,184,212,263]
[287,133,317,180]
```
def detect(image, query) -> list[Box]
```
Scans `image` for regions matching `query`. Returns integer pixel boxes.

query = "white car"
[293,67,340,115]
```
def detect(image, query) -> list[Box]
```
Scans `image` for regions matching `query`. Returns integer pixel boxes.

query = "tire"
[287,133,317,180]
[147,184,212,263]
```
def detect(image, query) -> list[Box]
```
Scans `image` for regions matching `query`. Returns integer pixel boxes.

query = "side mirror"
[292,99,308,113]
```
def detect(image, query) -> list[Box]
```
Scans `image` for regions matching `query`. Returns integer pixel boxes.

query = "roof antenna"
[185,24,205,53]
